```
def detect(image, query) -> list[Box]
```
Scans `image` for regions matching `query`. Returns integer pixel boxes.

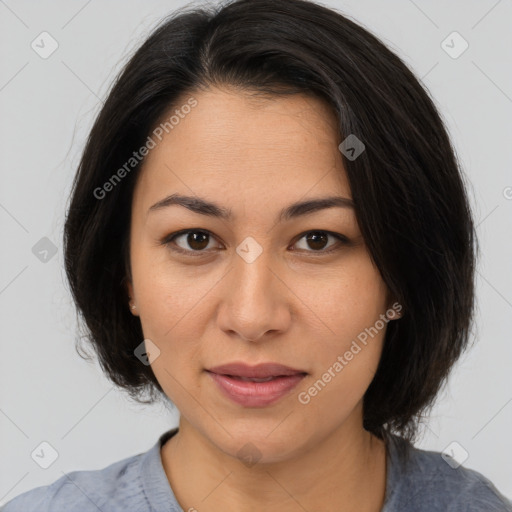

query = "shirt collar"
[139,427,182,512]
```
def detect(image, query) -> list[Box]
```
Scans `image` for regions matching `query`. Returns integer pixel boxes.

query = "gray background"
[1,0,511,504]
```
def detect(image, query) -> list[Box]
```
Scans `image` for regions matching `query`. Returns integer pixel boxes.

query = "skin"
[126,86,401,512]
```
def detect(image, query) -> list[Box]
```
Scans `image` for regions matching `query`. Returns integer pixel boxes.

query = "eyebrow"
[147,193,354,222]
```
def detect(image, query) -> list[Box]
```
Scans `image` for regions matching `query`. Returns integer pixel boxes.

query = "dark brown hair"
[63,0,478,442]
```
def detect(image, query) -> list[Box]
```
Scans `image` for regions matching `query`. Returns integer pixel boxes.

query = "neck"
[161,409,387,512]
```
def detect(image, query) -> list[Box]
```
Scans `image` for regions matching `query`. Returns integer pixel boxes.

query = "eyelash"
[161,229,350,257]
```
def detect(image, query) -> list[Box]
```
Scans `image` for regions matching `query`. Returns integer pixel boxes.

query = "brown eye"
[292,231,348,253]
[166,230,220,253]
[183,231,210,251]
[306,232,328,250]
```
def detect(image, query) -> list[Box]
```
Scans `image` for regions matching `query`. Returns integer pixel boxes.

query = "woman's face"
[128,86,397,463]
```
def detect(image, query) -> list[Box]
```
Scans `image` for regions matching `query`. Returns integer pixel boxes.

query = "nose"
[215,245,292,342]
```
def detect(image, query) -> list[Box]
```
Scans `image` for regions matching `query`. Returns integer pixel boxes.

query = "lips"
[206,362,308,407]
[207,362,307,379]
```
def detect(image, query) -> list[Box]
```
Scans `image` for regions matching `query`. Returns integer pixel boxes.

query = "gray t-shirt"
[2,427,511,511]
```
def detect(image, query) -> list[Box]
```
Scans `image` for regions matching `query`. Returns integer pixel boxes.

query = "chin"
[211,421,311,466]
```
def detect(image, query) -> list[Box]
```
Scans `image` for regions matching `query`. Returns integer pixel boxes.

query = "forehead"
[133,86,351,209]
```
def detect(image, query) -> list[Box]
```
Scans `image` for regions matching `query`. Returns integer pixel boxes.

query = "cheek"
[290,253,389,343]
[131,240,209,337]
[293,258,388,410]
[296,322,386,433]
[130,249,209,399]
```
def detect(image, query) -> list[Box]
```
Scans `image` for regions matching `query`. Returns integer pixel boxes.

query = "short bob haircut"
[63,0,477,442]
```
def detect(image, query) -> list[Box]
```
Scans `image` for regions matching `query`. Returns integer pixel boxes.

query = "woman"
[4,0,511,510]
